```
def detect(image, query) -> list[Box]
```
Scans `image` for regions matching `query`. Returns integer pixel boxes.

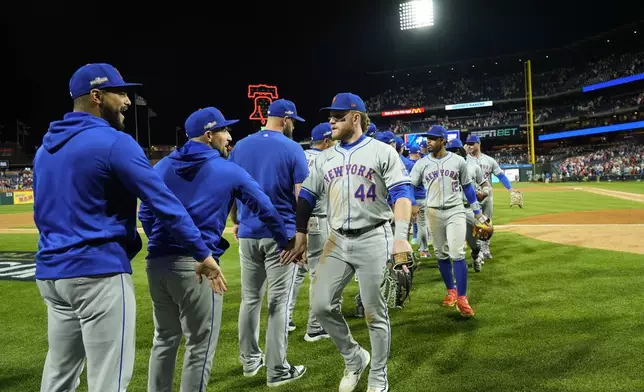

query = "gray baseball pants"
[36,273,135,392]
[238,238,297,380]
[288,215,328,334]
[311,222,393,390]
[146,256,223,392]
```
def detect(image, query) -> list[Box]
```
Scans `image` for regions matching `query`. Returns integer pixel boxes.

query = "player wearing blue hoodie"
[139,107,290,392]
[32,63,221,392]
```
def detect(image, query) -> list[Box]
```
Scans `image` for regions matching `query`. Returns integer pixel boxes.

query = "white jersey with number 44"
[302,137,411,231]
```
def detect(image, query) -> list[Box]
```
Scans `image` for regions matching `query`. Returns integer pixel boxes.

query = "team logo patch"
[89,76,109,86]
[0,251,36,282]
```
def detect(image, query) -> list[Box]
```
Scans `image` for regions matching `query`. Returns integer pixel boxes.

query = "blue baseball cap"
[409,145,421,154]
[395,136,404,150]
[375,132,394,144]
[366,123,377,137]
[267,99,305,122]
[69,63,141,99]
[320,93,367,113]
[446,139,464,149]
[185,107,239,138]
[423,125,448,139]
[466,135,481,144]
[419,139,428,148]
[311,122,332,141]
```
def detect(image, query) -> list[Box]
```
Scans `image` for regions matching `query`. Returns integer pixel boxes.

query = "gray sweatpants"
[427,205,466,260]
[36,273,136,392]
[288,215,328,334]
[311,222,393,390]
[146,256,223,392]
[238,238,297,380]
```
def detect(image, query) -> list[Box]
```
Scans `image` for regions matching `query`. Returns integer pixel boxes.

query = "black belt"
[336,221,386,236]
[312,214,326,218]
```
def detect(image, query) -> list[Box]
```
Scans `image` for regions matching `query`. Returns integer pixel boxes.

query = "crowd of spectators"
[557,142,644,178]
[0,168,33,190]
[366,50,644,112]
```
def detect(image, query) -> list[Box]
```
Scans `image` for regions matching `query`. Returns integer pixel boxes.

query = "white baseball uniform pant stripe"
[145,256,223,392]
[311,222,393,390]
[238,238,297,380]
[36,273,135,392]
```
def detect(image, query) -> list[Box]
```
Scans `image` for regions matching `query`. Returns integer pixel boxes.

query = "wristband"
[394,220,410,241]
[473,209,481,215]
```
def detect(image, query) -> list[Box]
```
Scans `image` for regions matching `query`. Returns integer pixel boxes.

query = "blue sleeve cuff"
[498,173,512,190]
[300,188,317,207]
[389,183,413,204]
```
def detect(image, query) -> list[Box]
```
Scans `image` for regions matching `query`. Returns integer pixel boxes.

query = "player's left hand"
[280,233,307,266]
[392,239,413,255]
[232,224,239,240]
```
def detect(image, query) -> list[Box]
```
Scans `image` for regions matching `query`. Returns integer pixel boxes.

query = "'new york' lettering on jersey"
[410,152,472,209]
[302,136,411,231]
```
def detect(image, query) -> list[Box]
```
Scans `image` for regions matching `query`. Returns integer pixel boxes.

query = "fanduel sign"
[381,107,425,117]
[470,128,519,138]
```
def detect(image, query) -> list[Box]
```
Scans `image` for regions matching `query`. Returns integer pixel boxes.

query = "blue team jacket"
[139,140,290,261]
[33,112,211,280]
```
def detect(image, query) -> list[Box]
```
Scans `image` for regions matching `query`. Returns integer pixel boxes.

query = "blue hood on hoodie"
[43,112,111,153]
[169,140,220,181]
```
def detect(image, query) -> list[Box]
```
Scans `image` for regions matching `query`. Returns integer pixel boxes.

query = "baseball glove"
[510,189,524,209]
[381,252,416,308]
[472,214,494,241]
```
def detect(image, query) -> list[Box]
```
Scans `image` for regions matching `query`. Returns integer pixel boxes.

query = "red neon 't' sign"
[248,84,279,125]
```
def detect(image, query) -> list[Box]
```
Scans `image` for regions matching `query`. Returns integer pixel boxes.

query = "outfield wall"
[0,190,34,206]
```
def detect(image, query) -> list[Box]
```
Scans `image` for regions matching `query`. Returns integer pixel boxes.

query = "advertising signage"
[381,107,426,117]
[445,101,493,111]
[469,127,520,139]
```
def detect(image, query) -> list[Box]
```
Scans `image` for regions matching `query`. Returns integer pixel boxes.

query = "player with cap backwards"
[32,63,221,392]
[228,99,308,387]
[445,139,491,272]
[408,144,430,258]
[287,122,335,342]
[465,135,516,260]
[410,125,486,317]
[139,107,291,392]
[282,92,414,392]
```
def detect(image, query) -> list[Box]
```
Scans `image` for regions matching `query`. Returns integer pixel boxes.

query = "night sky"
[2,0,641,148]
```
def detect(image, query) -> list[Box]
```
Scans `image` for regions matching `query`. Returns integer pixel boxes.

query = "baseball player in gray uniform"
[465,135,515,260]
[288,122,335,342]
[446,139,491,272]
[282,92,414,392]
[410,126,485,317]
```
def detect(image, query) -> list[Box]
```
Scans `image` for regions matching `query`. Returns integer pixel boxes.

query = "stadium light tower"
[399,0,434,31]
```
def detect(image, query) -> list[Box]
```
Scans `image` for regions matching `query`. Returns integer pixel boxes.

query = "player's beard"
[283,122,294,139]
[100,102,125,130]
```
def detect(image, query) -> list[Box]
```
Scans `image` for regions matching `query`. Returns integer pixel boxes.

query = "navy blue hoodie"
[33,112,211,279]
[139,140,289,261]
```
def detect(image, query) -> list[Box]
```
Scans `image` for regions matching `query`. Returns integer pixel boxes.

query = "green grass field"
[1,182,643,392]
